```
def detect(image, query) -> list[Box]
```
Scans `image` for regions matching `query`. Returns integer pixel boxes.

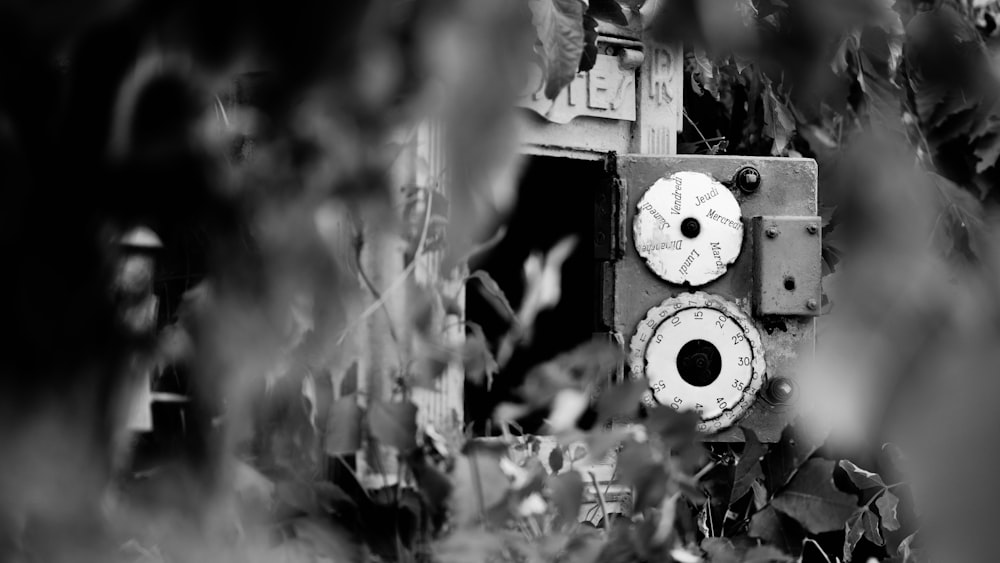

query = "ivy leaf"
[408,450,453,516]
[467,271,518,326]
[749,506,804,557]
[595,377,647,422]
[845,508,884,562]
[548,446,565,473]
[700,537,738,563]
[450,450,509,526]
[771,459,858,534]
[464,323,499,388]
[974,132,1000,174]
[839,459,886,490]
[529,0,587,99]
[731,427,767,503]
[763,422,827,492]
[549,470,584,526]
[340,360,358,396]
[325,395,362,455]
[368,400,418,451]
[862,509,884,546]
[519,236,577,328]
[876,491,901,531]
[844,510,864,562]
[588,0,629,26]
[762,79,795,156]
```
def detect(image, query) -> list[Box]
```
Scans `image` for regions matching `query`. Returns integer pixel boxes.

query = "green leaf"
[368,400,418,451]
[771,459,858,534]
[838,459,886,490]
[528,0,587,99]
[325,395,362,455]
[876,491,901,531]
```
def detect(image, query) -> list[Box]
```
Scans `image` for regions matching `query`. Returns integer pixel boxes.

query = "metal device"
[596,154,820,442]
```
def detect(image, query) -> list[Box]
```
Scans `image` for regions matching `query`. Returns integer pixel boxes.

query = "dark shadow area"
[465,155,603,435]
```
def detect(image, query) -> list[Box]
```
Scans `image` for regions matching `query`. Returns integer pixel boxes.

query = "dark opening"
[784,276,796,291]
[465,155,602,435]
[681,217,701,239]
[676,339,722,387]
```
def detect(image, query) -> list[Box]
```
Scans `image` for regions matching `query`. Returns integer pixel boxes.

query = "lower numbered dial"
[629,292,766,433]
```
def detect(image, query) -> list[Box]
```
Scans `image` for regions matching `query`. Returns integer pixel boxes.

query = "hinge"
[596,152,626,261]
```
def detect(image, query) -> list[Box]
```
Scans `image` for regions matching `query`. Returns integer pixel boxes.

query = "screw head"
[765,227,779,238]
[735,166,762,193]
[806,224,818,235]
[767,377,795,404]
[806,299,819,311]
[681,218,702,239]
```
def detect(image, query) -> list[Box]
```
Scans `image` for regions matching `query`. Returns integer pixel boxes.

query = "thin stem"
[683,109,712,149]
[589,471,611,533]
[337,184,435,346]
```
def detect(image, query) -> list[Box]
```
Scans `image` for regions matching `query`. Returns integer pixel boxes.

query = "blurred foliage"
[0,0,997,562]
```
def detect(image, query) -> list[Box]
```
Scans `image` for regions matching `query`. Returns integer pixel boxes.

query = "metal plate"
[751,216,823,317]
[611,155,818,442]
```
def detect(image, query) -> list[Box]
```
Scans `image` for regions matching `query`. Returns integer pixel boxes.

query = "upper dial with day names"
[632,171,744,286]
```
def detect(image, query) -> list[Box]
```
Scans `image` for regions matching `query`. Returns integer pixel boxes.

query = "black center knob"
[676,339,722,387]
[680,218,701,239]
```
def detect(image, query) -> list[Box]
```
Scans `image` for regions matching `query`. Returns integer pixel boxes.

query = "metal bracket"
[594,165,625,261]
[751,216,823,316]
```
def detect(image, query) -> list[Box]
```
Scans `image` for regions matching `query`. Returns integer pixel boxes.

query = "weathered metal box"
[600,154,820,442]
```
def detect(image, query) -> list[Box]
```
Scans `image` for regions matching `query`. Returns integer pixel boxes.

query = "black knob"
[735,166,762,194]
[766,377,795,404]
[680,218,701,239]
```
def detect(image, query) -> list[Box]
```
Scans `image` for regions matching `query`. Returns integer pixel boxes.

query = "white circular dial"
[629,292,765,433]
[632,171,744,286]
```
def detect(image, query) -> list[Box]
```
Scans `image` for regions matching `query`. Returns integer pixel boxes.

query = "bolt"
[806,224,818,235]
[806,299,819,311]
[767,377,795,404]
[681,218,702,239]
[735,166,762,193]
[765,227,779,238]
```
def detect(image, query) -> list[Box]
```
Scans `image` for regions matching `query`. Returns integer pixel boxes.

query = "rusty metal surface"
[611,154,818,442]
[751,216,823,316]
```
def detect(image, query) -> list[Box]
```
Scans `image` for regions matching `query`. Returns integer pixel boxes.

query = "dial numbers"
[630,292,766,433]
[644,308,754,420]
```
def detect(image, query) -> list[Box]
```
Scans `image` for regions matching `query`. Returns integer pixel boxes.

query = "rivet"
[806,224,818,235]
[765,227,779,238]
[767,378,795,404]
[735,166,762,194]
[806,299,819,311]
